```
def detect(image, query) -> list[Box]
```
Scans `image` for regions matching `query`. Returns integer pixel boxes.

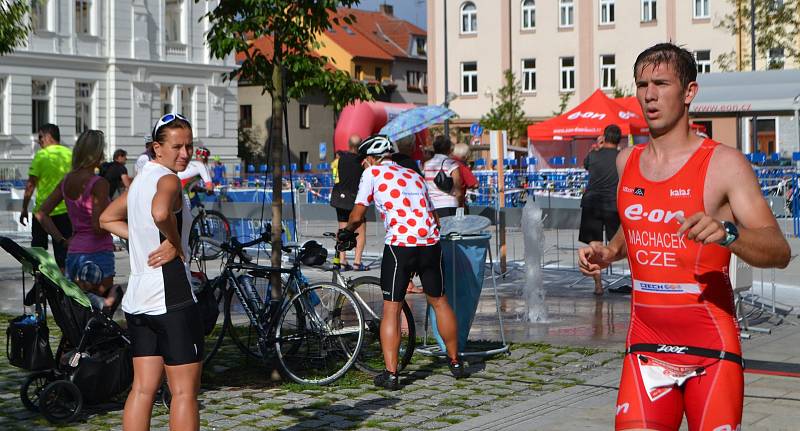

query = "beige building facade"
[427,0,791,131]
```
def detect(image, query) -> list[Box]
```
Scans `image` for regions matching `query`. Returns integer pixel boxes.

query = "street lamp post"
[750,0,758,154]
[443,0,450,137]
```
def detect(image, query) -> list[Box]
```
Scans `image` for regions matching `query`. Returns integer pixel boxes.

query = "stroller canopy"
[25,247,92,309]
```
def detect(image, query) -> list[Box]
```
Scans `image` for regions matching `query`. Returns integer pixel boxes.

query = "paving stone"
[418,421,452,429]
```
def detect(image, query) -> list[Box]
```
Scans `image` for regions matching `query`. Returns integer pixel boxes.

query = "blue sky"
[354,0,427,29]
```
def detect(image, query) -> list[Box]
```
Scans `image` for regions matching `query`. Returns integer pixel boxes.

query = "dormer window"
[414,37,426,56]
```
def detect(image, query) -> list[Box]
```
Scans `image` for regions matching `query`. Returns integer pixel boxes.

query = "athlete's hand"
[677,212,726,245]
[578,241,615,276]
[148,239,184,267]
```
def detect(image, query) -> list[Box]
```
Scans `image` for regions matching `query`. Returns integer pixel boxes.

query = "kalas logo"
[669,188,691,197]
[567,111,607,121]
[623,204,684,223]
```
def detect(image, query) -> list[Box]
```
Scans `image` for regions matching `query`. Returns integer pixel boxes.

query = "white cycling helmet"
[358,134,396,157]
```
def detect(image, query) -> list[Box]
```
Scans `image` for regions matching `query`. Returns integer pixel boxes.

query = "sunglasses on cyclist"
[152,113,190,140]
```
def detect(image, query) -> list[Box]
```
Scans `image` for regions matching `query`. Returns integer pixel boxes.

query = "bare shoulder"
[616,145,636,172]
[709,144,753,177]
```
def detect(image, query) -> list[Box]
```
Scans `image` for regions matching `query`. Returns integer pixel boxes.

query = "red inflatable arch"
[334,101,418,153]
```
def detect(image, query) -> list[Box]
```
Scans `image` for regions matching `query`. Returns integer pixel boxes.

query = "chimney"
[379,4,394,16]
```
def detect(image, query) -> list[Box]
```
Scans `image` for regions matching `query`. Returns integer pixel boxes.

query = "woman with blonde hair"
[37,129,121,313]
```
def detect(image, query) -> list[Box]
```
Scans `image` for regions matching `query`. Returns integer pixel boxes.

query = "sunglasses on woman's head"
[152,113,190,139]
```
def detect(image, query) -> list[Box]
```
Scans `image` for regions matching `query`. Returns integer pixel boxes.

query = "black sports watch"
[719,221,739,247]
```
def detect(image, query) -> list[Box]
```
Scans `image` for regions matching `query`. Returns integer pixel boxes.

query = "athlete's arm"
[345,204,368,232]
[199,163,213,190]
[152,175,185,261]
[35,180,67,243]
[679,147,790,268]
[90,178,111,235]
[20,175,37,226]
[100,190,129,239]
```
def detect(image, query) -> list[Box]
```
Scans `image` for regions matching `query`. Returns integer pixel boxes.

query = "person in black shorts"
[579,124,622,295]
[338,135,465,390]
[101,113,201,430]
[330,135,368,271]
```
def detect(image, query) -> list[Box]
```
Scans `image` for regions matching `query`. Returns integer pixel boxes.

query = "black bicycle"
[199,231,365,385]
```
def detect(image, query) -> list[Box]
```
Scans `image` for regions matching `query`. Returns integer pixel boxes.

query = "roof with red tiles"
[235,34,337,72]
[323,13,395,61]
[338,8,426,60]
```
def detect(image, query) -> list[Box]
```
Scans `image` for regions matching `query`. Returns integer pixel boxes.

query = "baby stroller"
[1,236,132,424]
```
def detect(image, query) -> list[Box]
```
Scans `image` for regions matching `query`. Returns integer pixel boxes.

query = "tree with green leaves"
[200,0,375,284]
[480,69,528,146]
[552,92,573,116]
[716,0,800,71]
[0,0,30,55]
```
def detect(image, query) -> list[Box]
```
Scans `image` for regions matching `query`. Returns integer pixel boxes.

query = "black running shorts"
[380,243,444,302]
[125,302,204,366]
[578,206,620,244]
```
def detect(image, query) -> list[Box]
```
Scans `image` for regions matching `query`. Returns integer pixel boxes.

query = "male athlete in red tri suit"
[578,43,791,431]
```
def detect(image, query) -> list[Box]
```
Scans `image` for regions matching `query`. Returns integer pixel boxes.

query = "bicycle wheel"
[350,276,416,376]
[275,283,364,385]
[200,277,229,366]
[227,275,303,359]
[190,210,231,261]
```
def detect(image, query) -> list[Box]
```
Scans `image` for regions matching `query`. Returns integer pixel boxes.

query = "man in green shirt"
[20,124,73,269]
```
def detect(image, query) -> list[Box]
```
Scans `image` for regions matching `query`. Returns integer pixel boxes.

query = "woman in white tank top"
[100,113,201,430]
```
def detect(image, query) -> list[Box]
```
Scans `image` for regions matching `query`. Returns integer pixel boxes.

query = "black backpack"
[433,159,454,192]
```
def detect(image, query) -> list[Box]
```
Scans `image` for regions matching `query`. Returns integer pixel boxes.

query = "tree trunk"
[269,44,284,299]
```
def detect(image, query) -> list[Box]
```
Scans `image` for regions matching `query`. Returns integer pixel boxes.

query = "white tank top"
[122,161,195,315]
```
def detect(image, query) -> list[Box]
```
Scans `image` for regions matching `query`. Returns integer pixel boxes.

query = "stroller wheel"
[20,370,56,412]
[39,380,83,424]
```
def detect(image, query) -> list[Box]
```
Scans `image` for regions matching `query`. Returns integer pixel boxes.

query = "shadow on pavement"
[280,396,400,430]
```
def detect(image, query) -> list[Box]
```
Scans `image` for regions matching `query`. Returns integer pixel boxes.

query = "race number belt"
[627,343,744,367]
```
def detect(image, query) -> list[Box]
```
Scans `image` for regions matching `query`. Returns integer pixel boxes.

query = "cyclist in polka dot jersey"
[338,135,465,390]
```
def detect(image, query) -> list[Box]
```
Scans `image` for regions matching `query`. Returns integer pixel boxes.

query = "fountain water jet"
[522,198,548,322]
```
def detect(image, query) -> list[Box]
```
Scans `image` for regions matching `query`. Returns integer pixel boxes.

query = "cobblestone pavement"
[0,317,622,431]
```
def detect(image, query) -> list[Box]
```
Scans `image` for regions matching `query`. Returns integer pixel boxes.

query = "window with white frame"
[641,0,657,22]
[694,50,711,73]
[693,0,709,18]
[521,0,535,30]
[461,62,478,95]
[560,57,575,92]
[161,85,174,115]
[180,86,193,119]
[407,70,427,90]
[559,0,574,28]
[75,0,92,35]
[769,0,784,12]
[600,0,615,24]
[31,80,51,134]
[0,77,5,134]
[600,55,616,89]
[299,104,310,129]
[522,59,536,93]
[460,2,477,34]
[75,82,93,134]
[165,0,184,43]
[32,0,50,33]
[768,47,785,69]
[414,36,426,56]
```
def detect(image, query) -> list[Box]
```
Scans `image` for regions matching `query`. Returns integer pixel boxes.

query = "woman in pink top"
[37,130,121,313]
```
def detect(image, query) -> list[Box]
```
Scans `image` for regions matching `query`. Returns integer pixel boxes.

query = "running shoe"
[448,358,467,379]
[374,370,400,390]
